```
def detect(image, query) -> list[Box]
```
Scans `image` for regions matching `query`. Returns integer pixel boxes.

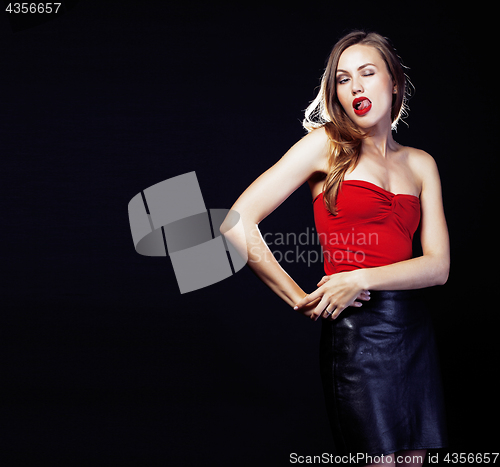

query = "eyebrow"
[336,63,377,74]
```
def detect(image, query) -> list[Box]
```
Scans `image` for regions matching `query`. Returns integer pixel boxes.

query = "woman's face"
[335,44,395,130]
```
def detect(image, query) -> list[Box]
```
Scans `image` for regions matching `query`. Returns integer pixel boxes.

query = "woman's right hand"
[295,291,370,321]
[294,278,370,321]
[316,275,371,308]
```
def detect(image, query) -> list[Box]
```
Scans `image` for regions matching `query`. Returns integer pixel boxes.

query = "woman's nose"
[351,78,364,95]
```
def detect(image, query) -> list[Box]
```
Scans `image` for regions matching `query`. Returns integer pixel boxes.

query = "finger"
[316,276,330,287]
[324,306,337,320]
[322,305,336,320]
[316,276,330,286]
[294,289,322,310]
[350,300,363,308]
[358,290,371,301]
[312,297,331,321]
[331,305,345,320]
[357,292,370,301]
[326,305,344,321]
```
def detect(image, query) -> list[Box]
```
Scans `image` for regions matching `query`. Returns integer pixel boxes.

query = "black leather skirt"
[319,290,447,457]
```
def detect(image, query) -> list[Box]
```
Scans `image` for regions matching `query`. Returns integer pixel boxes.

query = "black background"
[1,1,497,465]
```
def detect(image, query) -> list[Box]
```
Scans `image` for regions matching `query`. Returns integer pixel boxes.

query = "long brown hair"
[303,31,409,214]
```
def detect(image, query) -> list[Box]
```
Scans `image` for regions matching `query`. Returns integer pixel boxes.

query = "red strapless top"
[313,180,421,275]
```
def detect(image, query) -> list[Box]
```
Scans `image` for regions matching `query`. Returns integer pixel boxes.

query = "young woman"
[222,31,449,467]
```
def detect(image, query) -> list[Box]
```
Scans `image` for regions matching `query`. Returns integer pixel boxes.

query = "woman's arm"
[221,127,330,308]
[355,151,450,289]
[294,151,450,320]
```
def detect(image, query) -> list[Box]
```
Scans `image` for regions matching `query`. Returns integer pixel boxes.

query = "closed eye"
[337,71,374,84]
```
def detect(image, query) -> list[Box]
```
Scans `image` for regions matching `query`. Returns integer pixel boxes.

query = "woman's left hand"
[294,271,369,321]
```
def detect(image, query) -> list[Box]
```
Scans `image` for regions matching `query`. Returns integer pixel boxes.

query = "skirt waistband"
[367,289,424,301]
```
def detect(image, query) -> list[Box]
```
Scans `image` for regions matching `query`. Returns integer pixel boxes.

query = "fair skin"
[222,44,449,467]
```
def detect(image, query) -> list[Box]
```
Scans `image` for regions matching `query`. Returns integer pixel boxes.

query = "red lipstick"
[352,97,372,116]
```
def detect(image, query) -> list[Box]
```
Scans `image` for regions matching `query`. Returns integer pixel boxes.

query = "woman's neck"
[360,121,398,158]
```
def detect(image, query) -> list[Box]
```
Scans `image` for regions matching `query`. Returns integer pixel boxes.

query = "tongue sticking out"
[356,99,371,110]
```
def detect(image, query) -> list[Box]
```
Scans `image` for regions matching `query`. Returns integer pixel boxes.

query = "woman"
[222,31,449,467]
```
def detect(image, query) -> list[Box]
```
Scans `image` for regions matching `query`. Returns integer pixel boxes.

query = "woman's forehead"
[337,44,383,71]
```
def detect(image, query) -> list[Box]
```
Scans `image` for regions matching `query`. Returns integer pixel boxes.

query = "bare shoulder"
[402,145,441,188]
[404,145,437,168]
[290,126,330,172]
[301,125,330,145]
